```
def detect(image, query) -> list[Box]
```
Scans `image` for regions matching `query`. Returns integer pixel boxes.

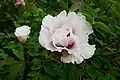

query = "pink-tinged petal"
[15,0,25,6]
[51,26,69,46]
[42,14,54,29]
[68,12,93,43]
[60,34,84,64]
[39,10,96,64]
[39,26,57,52]
[66,39,74,48]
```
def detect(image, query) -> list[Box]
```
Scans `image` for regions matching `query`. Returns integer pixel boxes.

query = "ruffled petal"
[50,10,68,33]
[80,43,96,59]
[68,12,93,43]
[14,25,30,37]
[60,33,84,64]
[61,53,84,64]
[39,10,96,64]
[42,14,54,29]
[14,25,31,43]
[56,10,67,18]
[39,26,57,52]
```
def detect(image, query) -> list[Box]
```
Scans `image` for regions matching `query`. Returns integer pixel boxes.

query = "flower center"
[55,40,74,49]
[52,26,75,49]
[54,32,74,49]
[66,41,74,49]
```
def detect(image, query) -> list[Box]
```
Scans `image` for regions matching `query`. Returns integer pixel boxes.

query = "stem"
[81,0,84,8]
[22,44,32,80]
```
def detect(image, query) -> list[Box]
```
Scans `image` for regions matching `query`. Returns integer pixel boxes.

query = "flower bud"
[15,0,25,6]
[14,25,31,43]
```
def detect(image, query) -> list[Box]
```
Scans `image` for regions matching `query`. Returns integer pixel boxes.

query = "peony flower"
[15,0,25,6]
[14,25,31,43]
[39,10,96,64]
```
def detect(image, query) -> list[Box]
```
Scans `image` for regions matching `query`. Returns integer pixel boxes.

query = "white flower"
[14,25,31,43]
[39,10,96,64]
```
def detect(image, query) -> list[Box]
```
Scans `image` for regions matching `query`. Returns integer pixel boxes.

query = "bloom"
[39,10,96,64]
[14,25,31,43]
[15,0,25,6]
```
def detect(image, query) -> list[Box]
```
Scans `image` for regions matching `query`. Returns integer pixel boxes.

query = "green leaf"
[59,65,85,80]
[91,59,100,68]
[110,75,116,80]
[93,22,111,34]
[4,41,16,49]
[83,13,93,24]
[4,41,24,60]
[98,56,111,66]
[12,48,24,60]
[0,49,8,59]
[39,75,52,80]
[58,0,69,10]
[27,71,38,77]
[27,48,41,57]
[0,33,6,38]
[31,76,39,80]
[86,66,98,79]
[31,59,41,70]
[0,53,8,59]
[44,65,56,77]
[5,62,24,80]
[98,74,110,80]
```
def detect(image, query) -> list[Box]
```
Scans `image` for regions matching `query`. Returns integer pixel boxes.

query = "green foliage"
[0,0,120,80]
